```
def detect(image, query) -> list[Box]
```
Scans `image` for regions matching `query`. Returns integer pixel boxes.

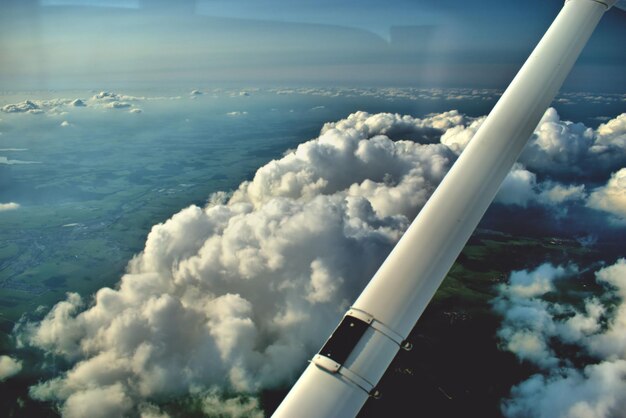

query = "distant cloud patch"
[0,355,23,381]
[0,202,20,212]
[587,168,626,222]
[0,156,39,165]
[1,100,43,114]
[105,101,131,109]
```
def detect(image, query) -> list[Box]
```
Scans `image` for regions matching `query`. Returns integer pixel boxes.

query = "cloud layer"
[14,108,626,416]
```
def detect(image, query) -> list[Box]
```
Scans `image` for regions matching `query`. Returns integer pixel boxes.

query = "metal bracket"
[311,308,409,398]
[348,307,409,349]
[312,354,341,374]
[316,313,370,366]
[312,354,377,396]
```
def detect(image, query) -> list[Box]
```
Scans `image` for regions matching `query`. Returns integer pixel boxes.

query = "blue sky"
[0,0,624,90]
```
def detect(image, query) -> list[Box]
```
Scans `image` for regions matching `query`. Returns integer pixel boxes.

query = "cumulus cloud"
[440,115,485,153]
[15,108,626,416]
[1,100,43,114]
[595,114,626,150]
[521,108,596,176]
[587,260,626,359]
[495,259,626,418]
[0,94,121,115]
[90,91,143,103]
[441,108,626,179]
[1,98,87,114]
[494,165,587,212]
[492,263,577,368]
[92,91,119,101]
[0,90,176,115]
[538,183,586,205]
[503,361,626,418]
[0,355,23,381]
[16,110,463,416]
[423,108,626,222]
[0,202,20,211]
[495,165,538,207]
[587,168,626,222]
[105,101,132,109]
[523,110,626,178]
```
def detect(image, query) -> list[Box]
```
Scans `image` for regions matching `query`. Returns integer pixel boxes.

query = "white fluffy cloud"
[494,165,587,211]
[440,115,485,153]
[538,183,586,205]
[521,108,596,177]
[587,168,626,222]
[436,108,626,216]
[1,100,44,114]
[495,165,539,207]
[493,263,576,368]
[523,110,626,177]
[587,260,626,359]
[594,113,626,153]
[17,110,462,416]
[0,202,20,211]
[0,355,23,381]
[90,91,142,103]
[441,108,626,179]
[503,361,626,418]
[1,98,79,114]
[105,101,132,109]
[495,259,626,418]
[0,91,150,115]
[16,108,626,416]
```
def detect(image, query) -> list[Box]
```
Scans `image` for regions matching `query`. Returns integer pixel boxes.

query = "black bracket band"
[311,308,410,398]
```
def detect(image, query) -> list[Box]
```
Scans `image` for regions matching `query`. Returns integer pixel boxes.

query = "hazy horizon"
[1,0,625,91]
